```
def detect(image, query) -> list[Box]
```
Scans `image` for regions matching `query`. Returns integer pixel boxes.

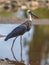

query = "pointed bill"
[30,12,39,18]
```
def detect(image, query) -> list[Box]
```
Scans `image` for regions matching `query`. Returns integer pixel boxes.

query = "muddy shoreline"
[0,16,24,24]
[0,17,49,24]
[0,58,25,65]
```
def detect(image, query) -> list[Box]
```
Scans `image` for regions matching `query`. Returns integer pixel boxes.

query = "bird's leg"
[20,36,23,62]
[11,37,18,61]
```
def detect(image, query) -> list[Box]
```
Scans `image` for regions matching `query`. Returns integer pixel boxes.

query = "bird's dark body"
[5,20,32,41]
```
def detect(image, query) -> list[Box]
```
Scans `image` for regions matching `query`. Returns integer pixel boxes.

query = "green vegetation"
[0,8,49,18]
[0,11,13,17]
[24,7,49,18]
[32,8,49,18]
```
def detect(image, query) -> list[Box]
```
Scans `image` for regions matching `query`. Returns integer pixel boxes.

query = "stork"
[4,10,38,61]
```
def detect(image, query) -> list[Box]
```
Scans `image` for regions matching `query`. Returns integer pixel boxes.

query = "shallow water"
[0,24,34,65]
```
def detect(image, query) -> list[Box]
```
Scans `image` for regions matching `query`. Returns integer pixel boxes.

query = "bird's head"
[27,10,31,16]
[27,10,39,20]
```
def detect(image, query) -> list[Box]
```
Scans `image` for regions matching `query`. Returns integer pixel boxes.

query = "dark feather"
[5,25,27,41]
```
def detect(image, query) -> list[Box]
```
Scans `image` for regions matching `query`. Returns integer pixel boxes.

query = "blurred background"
[0,0,49,65]
[0,0,49,18]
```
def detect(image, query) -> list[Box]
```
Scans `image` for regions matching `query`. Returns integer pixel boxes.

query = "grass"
[0,11,13,17]
[24,7,49,18]
[32,7,49,18]
[0,8,49,18]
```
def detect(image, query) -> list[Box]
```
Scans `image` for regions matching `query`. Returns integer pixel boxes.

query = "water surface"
[0,24,34,65]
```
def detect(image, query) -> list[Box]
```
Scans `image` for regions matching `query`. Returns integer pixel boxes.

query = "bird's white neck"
[28,14,32,21]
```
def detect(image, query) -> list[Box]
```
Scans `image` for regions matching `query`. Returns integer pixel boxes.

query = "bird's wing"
[5,25,27,41]
[11,25,27,36]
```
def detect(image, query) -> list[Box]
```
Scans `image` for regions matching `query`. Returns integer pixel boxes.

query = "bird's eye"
[28,11,31,13]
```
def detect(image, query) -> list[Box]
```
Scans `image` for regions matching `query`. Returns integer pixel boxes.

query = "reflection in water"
[0,24,34,65]
[29,25,49,65]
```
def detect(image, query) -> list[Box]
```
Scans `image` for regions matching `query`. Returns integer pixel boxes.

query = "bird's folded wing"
[5,25,27,41]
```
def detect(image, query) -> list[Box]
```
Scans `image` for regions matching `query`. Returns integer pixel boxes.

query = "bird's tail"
[4,33,12,41]
[4,37,9,41]
[4,35,10,41]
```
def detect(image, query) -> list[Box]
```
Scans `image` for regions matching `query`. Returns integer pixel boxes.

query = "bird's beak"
[30,12,39,18]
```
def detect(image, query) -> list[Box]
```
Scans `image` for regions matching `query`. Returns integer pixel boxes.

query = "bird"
[4,10,39,61]
[5,10,38,41]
